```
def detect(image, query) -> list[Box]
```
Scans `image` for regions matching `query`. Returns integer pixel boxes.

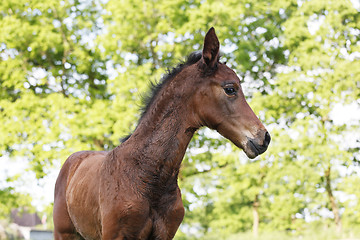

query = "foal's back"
[53,151,107,239]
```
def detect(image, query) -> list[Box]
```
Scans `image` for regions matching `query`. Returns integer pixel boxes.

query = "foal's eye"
[224,87,236,96]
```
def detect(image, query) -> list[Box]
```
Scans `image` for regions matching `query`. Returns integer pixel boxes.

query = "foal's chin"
[243,149,259,159]
[232,139,262,159]
[240,144,258,159]
[229,139,257,159]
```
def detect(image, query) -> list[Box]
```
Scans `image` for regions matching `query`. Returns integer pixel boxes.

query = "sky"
[350,0,360,10]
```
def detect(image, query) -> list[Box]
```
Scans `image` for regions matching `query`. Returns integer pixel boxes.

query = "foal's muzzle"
[247,131,271,157]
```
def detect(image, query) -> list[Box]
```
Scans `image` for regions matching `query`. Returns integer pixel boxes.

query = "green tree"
[0,0,112,216]
[1,0,359,238]
[254,0,360,234]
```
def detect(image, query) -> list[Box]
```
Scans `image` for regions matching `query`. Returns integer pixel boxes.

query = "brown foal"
[53,27,270,240]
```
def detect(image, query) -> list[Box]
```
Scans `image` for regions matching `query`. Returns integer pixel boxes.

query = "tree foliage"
[0,0,359,238]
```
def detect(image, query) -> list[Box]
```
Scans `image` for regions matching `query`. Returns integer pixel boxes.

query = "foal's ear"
[202,27,220,69]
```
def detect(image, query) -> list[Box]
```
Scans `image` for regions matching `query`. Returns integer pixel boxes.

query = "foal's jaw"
[205,78,271,159]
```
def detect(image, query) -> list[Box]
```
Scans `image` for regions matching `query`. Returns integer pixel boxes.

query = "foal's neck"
[117,74,198,189]
[133,88,195,169]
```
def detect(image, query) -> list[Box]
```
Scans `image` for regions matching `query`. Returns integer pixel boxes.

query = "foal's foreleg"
[53,192,84,240]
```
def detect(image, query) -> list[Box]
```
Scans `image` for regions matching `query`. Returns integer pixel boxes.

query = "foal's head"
[186,28,270,158]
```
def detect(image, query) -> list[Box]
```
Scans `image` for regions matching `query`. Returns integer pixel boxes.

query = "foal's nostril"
[264,131,271,147]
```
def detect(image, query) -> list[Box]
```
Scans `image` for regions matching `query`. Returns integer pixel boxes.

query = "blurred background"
[1,0,360,239]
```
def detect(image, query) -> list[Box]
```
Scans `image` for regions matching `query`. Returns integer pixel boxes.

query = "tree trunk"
[325,166,342,233]
[252,194,260,238]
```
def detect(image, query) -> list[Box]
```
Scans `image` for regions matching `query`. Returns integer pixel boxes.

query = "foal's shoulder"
[61,151,108,180]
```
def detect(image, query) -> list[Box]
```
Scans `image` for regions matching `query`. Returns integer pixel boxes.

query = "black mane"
[120,51,202,143]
